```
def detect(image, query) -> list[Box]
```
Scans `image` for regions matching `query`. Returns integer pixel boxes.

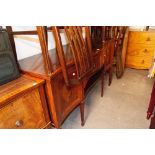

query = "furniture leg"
[80,101,85,126]
[101,71,105,97]
[108,67,113,86]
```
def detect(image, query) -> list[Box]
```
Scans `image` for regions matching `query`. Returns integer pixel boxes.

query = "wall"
[12,27,68,60]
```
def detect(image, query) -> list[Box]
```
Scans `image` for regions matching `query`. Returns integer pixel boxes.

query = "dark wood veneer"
[7,26,118,128]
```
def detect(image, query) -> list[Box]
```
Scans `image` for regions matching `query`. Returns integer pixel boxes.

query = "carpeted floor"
[62,68,154,129]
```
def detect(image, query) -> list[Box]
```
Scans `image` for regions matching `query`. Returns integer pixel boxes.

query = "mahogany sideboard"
[6,26,121,128]
[18,44,106,128]
[0,74,51,129]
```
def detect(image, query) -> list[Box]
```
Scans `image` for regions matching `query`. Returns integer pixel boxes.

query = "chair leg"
[101,71,104,97]
[80,101,85,126]
[108,67,113,86]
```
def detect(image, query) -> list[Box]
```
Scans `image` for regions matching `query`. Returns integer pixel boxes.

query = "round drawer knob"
[15,120,23,127]
[72,72,76,76]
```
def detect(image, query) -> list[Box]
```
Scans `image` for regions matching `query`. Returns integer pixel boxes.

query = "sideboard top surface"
[0,74,44,105]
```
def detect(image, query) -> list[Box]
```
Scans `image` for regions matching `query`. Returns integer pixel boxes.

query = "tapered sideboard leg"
[101,71,105,97]
[108,67,113,86]
[80,101,85,126]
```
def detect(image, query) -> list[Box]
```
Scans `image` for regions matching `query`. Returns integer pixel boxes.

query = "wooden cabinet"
[126,31,155,69]
[0,75,50,129]
[7,26,108,128]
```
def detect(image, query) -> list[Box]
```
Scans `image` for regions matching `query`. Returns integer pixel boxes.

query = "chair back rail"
[37,26,52,75]
[64,26,93,80]
[85,26,94,67]
[52,26,70,86]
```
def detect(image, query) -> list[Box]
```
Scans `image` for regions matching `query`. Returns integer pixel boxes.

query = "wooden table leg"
[80,101,85,126]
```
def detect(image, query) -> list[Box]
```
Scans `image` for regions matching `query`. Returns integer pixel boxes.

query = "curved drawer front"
[128,31,155,44]
[0,89,47,129]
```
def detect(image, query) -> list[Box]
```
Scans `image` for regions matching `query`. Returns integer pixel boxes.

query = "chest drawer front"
[128,32,155,44]
[0,89,47,129]
[126,53,154,69]
[127,44,155,57]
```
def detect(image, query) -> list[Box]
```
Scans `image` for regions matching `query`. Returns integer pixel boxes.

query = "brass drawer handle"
[15,120,23,127]
[146,37,151,41]
[143,49,148,53]
[141,60,145,64]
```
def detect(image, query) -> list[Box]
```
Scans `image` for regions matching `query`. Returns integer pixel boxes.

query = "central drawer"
[0,89,47,129]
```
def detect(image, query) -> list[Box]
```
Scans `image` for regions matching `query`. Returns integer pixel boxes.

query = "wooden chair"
[115,26,127,78]
[64,26,93,80]
[52,26,93,126]
[101,26,127,97]
[90,26,115,97]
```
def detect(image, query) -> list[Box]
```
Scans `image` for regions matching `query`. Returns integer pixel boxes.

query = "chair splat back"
[64,26,93,80]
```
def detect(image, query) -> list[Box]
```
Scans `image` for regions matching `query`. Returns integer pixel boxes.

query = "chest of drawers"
[0,74,50,129]
[126,31,155,69]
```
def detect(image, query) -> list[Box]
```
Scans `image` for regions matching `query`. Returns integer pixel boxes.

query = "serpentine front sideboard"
[6,26,124,128]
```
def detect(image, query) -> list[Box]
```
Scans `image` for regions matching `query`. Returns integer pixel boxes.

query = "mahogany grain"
[0,74,51,129]
[7,26,108,128]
